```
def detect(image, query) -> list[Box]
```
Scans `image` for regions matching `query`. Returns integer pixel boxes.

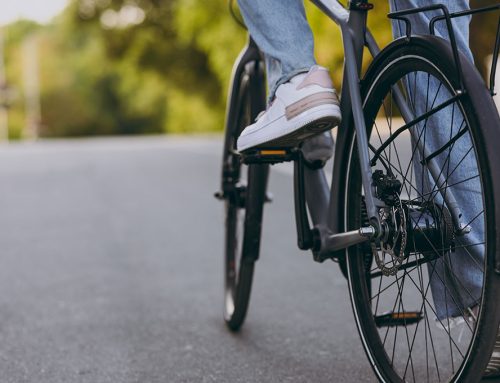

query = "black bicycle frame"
[308,0,382,260]
[224,0,499,264]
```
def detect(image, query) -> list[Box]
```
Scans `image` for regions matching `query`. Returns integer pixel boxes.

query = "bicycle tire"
[221,60,268,331]
[344,36,500,382]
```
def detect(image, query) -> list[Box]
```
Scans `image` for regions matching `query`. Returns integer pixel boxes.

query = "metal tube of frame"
[309,0,381,233]
[309,0,349,25]
[304,167,330,226]
[305,0,359,230]
[365,29,380,58]
[339,23,380,229]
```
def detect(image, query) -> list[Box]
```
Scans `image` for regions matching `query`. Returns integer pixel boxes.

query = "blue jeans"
[238,0,483,320]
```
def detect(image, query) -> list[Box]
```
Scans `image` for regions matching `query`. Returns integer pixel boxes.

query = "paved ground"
[0,136,496,383]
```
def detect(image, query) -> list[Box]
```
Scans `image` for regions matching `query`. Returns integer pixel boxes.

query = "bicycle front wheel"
[345,36,500,382]
[220,59,268,331]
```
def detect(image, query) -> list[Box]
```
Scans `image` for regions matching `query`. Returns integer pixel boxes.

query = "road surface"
[0,136,496,383]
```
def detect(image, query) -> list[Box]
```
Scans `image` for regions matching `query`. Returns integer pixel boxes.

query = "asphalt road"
[0,136,496,383]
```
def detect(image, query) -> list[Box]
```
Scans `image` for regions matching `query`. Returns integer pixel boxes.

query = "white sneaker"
[237,65,341,152]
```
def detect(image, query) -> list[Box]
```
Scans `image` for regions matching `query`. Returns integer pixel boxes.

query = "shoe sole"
[238,105,341,152]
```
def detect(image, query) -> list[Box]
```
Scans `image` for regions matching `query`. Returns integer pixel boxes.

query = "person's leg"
[237,0,317,101]
[389,0,483,321]
[235,0,340,154]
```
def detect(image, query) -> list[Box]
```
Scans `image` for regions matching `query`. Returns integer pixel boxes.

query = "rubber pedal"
[374,311,423,328]
[240,148,298,164]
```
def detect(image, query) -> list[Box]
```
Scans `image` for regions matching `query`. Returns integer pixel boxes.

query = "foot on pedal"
[236,66,341,153]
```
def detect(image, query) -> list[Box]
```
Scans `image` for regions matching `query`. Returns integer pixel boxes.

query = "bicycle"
[215,1,500,381]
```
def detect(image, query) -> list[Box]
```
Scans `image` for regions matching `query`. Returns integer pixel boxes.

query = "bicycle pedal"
[374,311,423,328]
[240,148,299,164]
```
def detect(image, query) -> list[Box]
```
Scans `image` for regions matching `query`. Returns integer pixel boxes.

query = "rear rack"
[388,4,500,96]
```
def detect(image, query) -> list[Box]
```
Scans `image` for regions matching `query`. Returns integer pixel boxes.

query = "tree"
[2,0,497,138]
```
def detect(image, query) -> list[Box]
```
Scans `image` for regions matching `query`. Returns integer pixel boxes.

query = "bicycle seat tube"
[308,0,383,236]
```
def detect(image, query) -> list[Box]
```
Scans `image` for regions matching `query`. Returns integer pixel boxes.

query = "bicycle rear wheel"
[220,59,268,331]
[344,36,500,382]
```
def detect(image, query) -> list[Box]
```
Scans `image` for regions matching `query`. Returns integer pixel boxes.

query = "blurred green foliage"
[2,0,497,138]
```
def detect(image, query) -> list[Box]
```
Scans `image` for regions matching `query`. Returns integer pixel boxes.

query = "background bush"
[2,0,497,138]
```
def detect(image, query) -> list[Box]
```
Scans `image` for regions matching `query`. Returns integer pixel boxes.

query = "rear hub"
[371,170,455,275]
[404,201,454,258]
